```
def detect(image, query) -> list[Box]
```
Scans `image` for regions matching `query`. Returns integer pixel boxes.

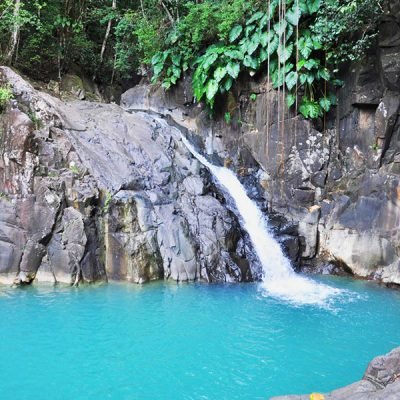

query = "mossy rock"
[60,74,86,100]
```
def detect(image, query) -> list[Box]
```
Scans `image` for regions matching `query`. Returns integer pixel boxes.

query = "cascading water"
[182,136,345,306]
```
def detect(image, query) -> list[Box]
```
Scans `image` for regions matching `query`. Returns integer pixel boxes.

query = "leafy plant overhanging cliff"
[0,2,399,286]
[151,0,383,119]
[0,1,383,117]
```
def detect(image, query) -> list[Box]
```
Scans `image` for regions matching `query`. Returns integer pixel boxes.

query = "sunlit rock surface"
[0,67,256,285]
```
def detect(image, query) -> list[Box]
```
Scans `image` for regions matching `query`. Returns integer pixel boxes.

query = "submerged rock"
[271,347,400,400]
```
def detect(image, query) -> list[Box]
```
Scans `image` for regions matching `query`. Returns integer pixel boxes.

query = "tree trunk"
[100,0,117,64]
[140,0,145,18]
[160,1,175,24]
[6,0,21,64]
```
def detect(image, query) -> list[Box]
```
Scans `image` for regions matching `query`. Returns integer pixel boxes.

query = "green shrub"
[0,86,13,111]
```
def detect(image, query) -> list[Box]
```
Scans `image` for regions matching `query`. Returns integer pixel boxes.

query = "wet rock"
[0,66,252,285]
[271,347,400,400]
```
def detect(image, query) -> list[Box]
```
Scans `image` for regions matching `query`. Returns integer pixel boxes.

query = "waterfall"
[182,136,344,306]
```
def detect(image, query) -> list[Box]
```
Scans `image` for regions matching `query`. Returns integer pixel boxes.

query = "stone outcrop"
[2,6,400,286]
[119,5,400,285]
[0,66,256,285]
[271,347,400,400]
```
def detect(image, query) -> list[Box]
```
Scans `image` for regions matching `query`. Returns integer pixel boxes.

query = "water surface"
[1,277,400,399]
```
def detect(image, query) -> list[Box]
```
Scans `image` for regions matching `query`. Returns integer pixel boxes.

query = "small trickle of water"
[182,136,346,306]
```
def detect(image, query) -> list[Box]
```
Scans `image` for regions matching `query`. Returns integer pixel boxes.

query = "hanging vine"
[151,0,383,120]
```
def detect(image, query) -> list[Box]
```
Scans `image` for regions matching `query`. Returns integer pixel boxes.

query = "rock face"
[119,6,400,285]
[271,347,400,400]
[0,66,256,285]
[2,8,400,286]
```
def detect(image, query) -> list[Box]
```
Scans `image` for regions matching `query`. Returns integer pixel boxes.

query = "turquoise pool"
[1,277,399,399]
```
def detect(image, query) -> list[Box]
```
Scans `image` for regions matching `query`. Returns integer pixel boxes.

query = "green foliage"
[0,0,384,121]
[312,0,383,66]
[166,0,338,113]
[102,190,113,214]
[151,0,258,94]
[69,163,82,176]
[224,111,232,124]
[0,191,11,202]
[134,17,162,65]
[151,0,383,119]
[27,110,43,130]
[0,86,13,111]
[114,11,140,78]
[370,142,380,152]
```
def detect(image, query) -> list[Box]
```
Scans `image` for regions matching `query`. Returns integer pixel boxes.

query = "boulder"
[271,347,400,400]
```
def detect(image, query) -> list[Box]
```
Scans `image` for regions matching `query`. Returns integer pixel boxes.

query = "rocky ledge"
[271,347,400,400]
[119,2,400,285]
[2,66,282,285]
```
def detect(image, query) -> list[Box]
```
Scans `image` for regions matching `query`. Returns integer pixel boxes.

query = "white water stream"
[182,136,345,306]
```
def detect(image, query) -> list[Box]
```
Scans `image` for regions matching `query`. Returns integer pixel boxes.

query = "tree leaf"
[247,11,264,25]
[260,32,269,48]
[299,99,322,118]
[214,66,227,82]
[172,65,181,78]
[298,0,309,15]
[271,69,285,88]
[247,36,260,55]
[206,79,219,101]
[162,79,172,90]
[285,23,294,41]
[259,48,269,63]
[153,62,164,77]
[287,93,296,108]
[299,73,307,85]
[225,49,244,60]
[307,0,321,15]
[329,93,338,106]
[278,43,293,63]
[319,97,331,112]
[298,36,313,59]
[243,55,259,70]
[286,6,301,26]
[267,35,279,55]
[227,62,240,79]
[312,38,322,50]
[202,53,218,70]
[297,59,306,70]
[318,67,331,81]
[304,58,319,70]
[332,78,344,87]
[245,24,256,37]
[171,54,181,66]
[224,77,233,91]
[151,52,163,65]
[229,25,243,43]
[259,14,269,29]
[274,20,287,36]
[268,0,279,18]
[285,71,298,90]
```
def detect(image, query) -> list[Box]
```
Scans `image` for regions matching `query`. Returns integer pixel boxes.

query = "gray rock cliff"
[0,67,257,285]
[119,6,400,285]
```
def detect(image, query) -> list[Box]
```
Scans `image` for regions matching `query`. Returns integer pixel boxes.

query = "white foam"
[182,136,346,306]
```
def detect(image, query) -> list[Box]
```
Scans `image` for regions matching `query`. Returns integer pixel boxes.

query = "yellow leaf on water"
[310,394,325,400]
